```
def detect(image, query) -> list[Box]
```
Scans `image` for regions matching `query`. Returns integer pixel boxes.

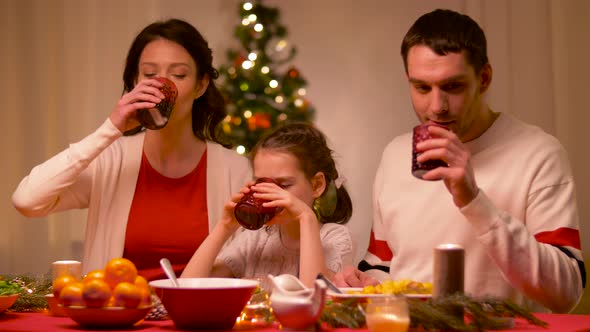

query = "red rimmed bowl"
[149,278,258,330]
[0,294,19,313]
[61,305,152,328]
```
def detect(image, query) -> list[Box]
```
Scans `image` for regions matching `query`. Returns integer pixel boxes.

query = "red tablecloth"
[0,311,589,332]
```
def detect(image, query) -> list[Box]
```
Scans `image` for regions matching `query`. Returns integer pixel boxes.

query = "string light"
[261,66,269,74]
[294,98,304,107]
[248,52,258,61]
[236,145,246,155]
[242,60,253,70]
[248,14,257,22]
[254,23,263,32]
[278,113,287,121]
[244,110,253,118]
[275,95,284,103]
[243,2,253,10]
[242,18,250,26]
[269,80,278,88]
[240,82,249,91]
[297,88,307,96]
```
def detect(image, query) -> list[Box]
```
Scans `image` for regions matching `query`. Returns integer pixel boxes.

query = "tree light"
[242,18,250,26]
[236,145,246,155]
[269,80,278,88]
[244,110,253,118]
[248,52,258,61]
[276,39,287,51]
[242,60,253,70]
[243,2,253,10]
[248,14,257,22]
[294,98,304,107]
[275,95,284,103]
[297,88,307,96]
[261,66,270,74]
[254,23,263,32]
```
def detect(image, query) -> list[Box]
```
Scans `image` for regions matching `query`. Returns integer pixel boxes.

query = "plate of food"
[0,294,19,313]
[327,279,433,301]
[0,279,22,313]
[61,305,153,328]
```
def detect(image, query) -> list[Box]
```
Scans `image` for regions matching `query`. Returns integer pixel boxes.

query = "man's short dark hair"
[401,9,488,74]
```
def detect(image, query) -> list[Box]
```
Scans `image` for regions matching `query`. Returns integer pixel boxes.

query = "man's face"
[406,45,491,142]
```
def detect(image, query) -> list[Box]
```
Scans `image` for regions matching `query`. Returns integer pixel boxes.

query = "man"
[335,9,584,313]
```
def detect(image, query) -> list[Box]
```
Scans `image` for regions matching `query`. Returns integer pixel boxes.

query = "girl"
[181,122,354,286]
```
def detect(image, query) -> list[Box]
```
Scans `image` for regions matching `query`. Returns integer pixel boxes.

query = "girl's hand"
[251,182,316,225]
[109,79,165,132]
[218,190,248,233]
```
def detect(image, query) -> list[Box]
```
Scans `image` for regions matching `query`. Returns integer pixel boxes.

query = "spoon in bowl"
[159,258,180,287]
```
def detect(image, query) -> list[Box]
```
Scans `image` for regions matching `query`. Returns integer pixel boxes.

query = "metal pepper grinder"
[433,244,464,319]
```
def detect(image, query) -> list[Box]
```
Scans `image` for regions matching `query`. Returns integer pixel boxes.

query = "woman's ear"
[311,172,327,199]
[194,74,210,99]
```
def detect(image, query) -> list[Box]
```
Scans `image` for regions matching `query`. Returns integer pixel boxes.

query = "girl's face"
[252,149,320,208]
[137,38,209,128]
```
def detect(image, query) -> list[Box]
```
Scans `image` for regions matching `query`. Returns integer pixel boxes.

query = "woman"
[181,122,354,287]
[12,19,250,280]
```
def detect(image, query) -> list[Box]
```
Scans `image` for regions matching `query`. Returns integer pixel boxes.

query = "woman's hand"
[109,79,165,133]
[251,182,316,225]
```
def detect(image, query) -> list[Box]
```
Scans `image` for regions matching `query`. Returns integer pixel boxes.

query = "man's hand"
[416,125,479,207]
[333,265,379,287]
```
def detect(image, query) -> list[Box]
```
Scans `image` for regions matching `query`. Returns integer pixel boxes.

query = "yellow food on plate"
[350,279,433,295]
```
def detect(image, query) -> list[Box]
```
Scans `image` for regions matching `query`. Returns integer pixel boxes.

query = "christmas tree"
[219,0,316,154]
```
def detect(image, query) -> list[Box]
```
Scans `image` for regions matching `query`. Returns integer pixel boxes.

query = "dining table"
[0,311,589,332]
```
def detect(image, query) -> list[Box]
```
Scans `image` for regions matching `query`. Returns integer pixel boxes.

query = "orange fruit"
[104,258,138,290]
[82,269,105,284]
[113,282,142,308]
[134,276,152,306]
[82,279,112,308]
[59,282,84,307]
[106,295,116,307]
[134,275,149,289]
[52,274,78,299]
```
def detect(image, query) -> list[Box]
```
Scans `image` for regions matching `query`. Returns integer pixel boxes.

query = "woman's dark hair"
[122,19,228,145]
[250,122,353,225]
[401,9,488,74]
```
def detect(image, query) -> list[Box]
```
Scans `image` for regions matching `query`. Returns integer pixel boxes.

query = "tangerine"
[83,269,105,284]
[104,258,138,289]
[59,282,84,307]
[113,282,142,308]
[52,274,78,299]
[82,279,112,308]
[134,275,152,306]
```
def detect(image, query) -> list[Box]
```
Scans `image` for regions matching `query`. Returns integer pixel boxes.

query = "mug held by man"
[411,123,449,179]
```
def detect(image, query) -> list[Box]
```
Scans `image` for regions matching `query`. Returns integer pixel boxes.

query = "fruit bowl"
[60,305,152,328]
[45,294,67,316]
[149,278,258,330]
[0,294,19,313]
